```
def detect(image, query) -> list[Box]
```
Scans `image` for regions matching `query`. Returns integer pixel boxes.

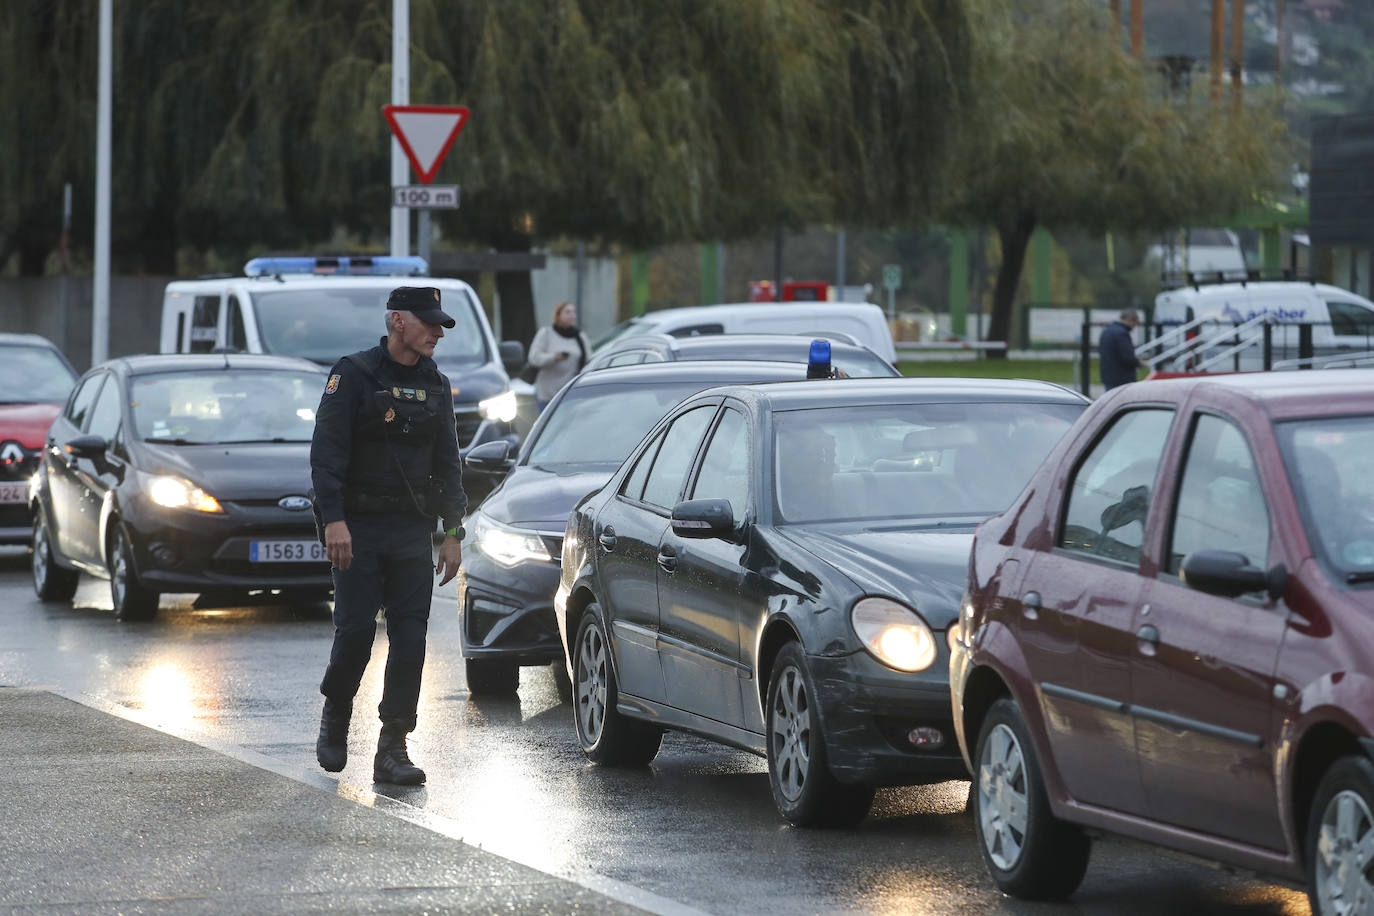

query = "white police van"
[159,256,525,448]
[1153,280,1374,368]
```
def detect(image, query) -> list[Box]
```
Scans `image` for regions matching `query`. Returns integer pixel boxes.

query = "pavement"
[0,687,650,915]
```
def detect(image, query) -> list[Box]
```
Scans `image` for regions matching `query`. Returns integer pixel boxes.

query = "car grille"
[0,445,40,481]
[455,408,483,447]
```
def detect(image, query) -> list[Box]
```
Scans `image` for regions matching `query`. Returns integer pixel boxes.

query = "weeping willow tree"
[1,0,969,342]
[943,0,1287,353]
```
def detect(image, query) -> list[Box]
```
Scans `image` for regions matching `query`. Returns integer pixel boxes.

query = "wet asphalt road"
[0,545,1311,915]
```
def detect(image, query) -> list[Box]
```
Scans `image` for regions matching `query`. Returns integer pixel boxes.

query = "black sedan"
[32,354,332,620]
[583,332,899,377]
[555,377,1087,826]
[457,360,809,695]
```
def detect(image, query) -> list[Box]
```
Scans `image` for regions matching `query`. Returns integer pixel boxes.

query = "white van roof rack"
[1160,267,1316,291]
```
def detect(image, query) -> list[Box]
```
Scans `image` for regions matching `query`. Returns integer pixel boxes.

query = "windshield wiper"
[1346,570,1374,584]
[145,438,205,446]
[221,438,300,444]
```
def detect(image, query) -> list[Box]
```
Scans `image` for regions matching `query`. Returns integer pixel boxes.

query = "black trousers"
[319,513,434,732]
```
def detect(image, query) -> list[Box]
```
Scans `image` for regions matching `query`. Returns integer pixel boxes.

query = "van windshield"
[249,287,488,366]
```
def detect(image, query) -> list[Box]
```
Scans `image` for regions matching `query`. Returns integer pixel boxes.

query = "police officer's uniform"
[310,286,466,785]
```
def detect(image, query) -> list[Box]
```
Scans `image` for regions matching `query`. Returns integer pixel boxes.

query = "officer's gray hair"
[384,310,398,334]
[1119,308,1140,323]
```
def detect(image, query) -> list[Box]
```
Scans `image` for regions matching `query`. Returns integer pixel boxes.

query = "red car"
[0,334,78,544]
[951,369,1374,914]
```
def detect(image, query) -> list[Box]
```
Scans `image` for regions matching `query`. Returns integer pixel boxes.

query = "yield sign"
[382,104,469,185]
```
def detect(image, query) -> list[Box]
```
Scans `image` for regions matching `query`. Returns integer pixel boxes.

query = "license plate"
[0,482,26,505]
[249,540,325,563]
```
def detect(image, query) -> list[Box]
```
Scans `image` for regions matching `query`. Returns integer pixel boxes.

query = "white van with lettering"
[159,256,525,448]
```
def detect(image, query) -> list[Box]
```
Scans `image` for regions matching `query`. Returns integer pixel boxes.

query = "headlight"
[478,390,518,423]
[851,597,936,672]
[473,514,551,567]
[146,474,222,513]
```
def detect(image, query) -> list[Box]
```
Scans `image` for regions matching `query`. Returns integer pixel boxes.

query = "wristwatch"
[444,525,465,539]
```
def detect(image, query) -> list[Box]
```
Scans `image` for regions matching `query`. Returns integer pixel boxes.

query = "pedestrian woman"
[527,301,591,411]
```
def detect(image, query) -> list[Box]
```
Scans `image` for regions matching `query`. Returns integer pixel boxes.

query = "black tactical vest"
[342,348,448,510]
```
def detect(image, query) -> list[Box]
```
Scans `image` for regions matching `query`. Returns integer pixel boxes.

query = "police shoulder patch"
[325,374,341,394]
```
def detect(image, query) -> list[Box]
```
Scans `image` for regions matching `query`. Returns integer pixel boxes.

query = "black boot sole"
[372,768,426,786]
[317,749,346,773]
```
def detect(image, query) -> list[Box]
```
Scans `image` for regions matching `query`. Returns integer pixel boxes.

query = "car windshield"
[773,402,1084,524]
[1278,415,1374,585]
[0,345,77,403]
[131,369,323,445]
[525,379,714,470]
[250,287,488,366]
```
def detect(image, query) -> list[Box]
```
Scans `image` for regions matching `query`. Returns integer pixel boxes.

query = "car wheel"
[973,698,1090,899]
[1307,754,1374,916]
[465,658,519,696]
[31,512,79,602]
[572,603,662,766]
[109,526,158,622]
[765,642,875,827]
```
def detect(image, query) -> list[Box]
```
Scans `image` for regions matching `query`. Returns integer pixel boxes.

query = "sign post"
[383,104,469,266]
[882,263,902,323]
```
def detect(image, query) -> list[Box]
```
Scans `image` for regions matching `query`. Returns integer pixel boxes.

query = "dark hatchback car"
[556,378,1086,826]
[457,360,809,695]
[32,354,332,620]
[583,333,899,378]
[952,370,1374,912]
[0,334,79,544]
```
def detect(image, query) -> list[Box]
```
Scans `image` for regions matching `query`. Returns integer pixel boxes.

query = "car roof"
[695,376,1090,410]
[1125,369,1374,419]
[667,334,878,356]
[568,359,809,389]
[164,276,477,294]
[634,301,880,322]
[0,332,62,348]
[101,353,324,377]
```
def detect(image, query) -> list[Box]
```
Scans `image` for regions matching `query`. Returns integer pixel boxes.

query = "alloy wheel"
[770,665,811,802]
[32,517,50,590]
[111,531,129,610]
[979,722,1030,871]
[1315,789,1374,915]
[576,622,608,743]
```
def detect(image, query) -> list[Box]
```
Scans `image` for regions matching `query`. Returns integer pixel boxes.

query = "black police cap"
[387,286,455,328]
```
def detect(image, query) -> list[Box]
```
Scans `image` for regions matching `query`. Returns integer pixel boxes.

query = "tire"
[972,698,1090,899]
[1306,754,1374,916]
[465,658,520,696]
[31,511,79,602]
[108,526,158,622]
[572,603,662,766]
[765,642,875,827]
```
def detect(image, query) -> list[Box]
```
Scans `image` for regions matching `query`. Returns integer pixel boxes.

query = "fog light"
[149,543,179,567]
[908,726,946,750]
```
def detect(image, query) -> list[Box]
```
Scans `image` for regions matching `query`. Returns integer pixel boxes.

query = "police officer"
[310,286,466,785]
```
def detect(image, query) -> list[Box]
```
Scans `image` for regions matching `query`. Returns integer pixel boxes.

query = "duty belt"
[343,489,430,516]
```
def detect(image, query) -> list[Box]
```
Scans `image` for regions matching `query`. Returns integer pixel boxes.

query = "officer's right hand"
[325,520,353,570]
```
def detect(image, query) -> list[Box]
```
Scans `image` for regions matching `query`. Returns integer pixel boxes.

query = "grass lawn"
[897,358,1087,386]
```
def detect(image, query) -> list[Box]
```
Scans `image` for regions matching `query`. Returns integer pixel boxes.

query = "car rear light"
[908,727,946,750]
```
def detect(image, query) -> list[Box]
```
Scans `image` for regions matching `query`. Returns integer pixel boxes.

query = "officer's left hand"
[436,537,462,586]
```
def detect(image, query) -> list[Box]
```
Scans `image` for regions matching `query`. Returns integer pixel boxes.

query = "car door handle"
[1136,623,1160,656]
[1021,591,1041,621]
[598,528,617,552]
[657,547,677,574]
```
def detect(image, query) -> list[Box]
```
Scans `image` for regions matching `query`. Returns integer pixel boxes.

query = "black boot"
[316,700,351,773]
[373,724,425,785]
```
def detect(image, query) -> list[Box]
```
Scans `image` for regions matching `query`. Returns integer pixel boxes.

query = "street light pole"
[390,0,410,259]
[92,0,112,366]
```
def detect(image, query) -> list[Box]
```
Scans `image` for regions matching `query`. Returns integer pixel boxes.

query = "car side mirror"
[671,498,736,540]
[499,340,525,376]
[464,439,514,476]
[1181,550,1287,601]
[64,434,109,461]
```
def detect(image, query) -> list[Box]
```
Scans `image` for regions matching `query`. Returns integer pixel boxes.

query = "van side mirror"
[499,340,525,376]
[1181,550,1287,601]
[671,498,736,540]
[464,439,514,476]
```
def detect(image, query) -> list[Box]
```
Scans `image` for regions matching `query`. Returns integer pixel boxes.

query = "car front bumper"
[808,650,969,787]
[121,497,331,592]
[456,542,564,665]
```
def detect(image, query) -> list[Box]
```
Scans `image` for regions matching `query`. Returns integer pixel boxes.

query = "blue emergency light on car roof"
[243,256,429,278]
[807,339,833,379]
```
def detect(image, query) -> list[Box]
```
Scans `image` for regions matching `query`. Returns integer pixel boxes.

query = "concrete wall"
[529,254,619,340]
[0,276,172,372]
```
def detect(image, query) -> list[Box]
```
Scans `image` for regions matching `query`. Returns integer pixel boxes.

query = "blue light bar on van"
[807,339,833,379]
[243,256,429,278]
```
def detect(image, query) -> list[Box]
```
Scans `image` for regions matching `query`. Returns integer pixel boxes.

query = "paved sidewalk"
[0,687,642,914]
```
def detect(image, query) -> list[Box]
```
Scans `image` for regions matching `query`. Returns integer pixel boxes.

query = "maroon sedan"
[950,369,1374,913]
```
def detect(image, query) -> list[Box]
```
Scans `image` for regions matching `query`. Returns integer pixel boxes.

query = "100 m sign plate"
[250,540,326,563]
[393,185,459,209]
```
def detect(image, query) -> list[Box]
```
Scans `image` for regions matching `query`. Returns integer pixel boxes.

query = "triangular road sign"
[382,104,470,185]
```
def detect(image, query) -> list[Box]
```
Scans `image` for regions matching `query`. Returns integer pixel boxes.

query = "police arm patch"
[325,374,341,394]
